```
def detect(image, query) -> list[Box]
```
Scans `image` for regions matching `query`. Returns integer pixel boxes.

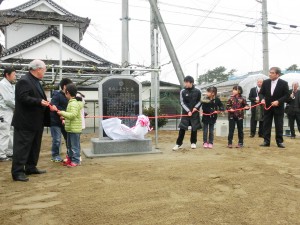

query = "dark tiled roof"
[1,26,118,67]
[0,0,90,34]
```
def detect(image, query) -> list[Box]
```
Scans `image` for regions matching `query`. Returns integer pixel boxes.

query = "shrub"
[143,107,168,130]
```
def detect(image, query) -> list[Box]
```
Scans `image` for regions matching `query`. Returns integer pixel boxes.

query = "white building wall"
[5,22,80,49]
[13,39,90,61]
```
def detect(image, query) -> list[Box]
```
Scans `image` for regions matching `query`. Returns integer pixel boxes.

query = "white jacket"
[0,78,15,111]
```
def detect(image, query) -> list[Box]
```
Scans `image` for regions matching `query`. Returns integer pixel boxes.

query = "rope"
[80,102,274,119]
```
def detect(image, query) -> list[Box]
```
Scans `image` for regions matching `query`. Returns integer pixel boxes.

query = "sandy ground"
[1,129,300,225]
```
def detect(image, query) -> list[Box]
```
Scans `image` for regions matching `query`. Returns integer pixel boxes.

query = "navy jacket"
[50,90,68,127]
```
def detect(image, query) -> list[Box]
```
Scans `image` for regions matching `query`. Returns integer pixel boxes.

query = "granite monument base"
[83,137,161,158]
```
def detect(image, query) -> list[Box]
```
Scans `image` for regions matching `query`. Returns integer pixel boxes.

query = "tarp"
[280,73,300,88]
[238,74,268,100]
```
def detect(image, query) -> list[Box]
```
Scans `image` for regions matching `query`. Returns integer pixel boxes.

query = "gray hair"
[292,81,299,86]
[28,59,46,71]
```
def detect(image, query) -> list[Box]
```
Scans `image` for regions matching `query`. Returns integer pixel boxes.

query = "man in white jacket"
[0,68,16,161]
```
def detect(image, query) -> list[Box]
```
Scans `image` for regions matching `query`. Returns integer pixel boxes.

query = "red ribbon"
[81,102,274,119]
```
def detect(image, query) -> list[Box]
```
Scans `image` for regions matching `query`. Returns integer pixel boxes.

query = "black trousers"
[287,112,300,137]
[11,128,43,176]
[176,128,197,145]
[263,108,284,145]
[250,110,263,136]
[228,118,244,145]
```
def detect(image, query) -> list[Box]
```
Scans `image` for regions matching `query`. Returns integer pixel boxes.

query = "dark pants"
[263,108,284,145]
[250,111,263,136]
[228,118,244,145]
[11,128,43,176]
[176,128,197,145]
[203,122,215,144]
[287,112,300,137]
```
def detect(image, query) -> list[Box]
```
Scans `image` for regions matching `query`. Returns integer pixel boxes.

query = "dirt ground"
[1,129,300,225]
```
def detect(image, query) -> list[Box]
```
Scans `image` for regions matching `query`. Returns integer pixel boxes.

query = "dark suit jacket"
[249,87,259,106]
[12,72,50,131]
[259,78,289,112]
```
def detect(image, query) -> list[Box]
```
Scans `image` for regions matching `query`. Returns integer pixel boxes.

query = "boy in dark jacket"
[50,78,72,162]
[173,76,201,150]
[201,87,224,149]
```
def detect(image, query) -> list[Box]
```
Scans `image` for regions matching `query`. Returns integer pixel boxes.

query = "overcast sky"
[1,0,300,84]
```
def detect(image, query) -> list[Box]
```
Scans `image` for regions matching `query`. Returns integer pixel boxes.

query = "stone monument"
[83,75,161,157]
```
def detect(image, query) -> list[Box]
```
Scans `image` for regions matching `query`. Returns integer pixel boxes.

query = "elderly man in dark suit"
[259,67,289,148]
[248,78,264,138]
[11,59,51,182]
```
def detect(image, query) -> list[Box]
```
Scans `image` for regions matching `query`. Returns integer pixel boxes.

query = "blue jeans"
[203,122,215,144]
[50,126,67,158]
[67,132,81,164]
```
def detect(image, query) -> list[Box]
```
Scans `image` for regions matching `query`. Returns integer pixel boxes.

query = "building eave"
[0,0,90,35]
[0,25,118,67]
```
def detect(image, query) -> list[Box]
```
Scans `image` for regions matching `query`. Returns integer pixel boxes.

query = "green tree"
[286,64,299,71]
[197,66,236,84]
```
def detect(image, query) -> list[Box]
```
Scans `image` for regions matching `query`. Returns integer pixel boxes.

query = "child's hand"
[62,120,65,125]
[49,104,58,112]
[229,108,235,112]
[188,111,192,116]
[244,106,250,110]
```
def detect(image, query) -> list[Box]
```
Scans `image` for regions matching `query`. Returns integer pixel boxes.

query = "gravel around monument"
[1,130,300,225]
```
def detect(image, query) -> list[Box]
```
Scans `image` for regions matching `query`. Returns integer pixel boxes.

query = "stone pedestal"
[83,137,161,158]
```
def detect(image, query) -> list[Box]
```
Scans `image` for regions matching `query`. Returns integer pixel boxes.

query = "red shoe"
[62,156,71,166]
[67,162,79,168]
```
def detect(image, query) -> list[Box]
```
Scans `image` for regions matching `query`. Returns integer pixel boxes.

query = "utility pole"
[150,0,159,107]
[59,24,63,81]
[261,0,269,75]
[148,0,185,87]
[121,0,130,75]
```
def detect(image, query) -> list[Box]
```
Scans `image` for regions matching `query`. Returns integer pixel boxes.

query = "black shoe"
[290,136,296,139]
[260,142,270,147]
[12,173,29,182]
[258,134,263,138]
[277,143,285,148]
[0,157,12,162]
[25,169,47,175]
[249,134,255,138]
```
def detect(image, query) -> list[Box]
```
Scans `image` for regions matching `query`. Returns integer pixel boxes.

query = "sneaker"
[62,156,71,166]
[236,144,244,148]
[172,145,183,151]
[0,157,12,162]
[51,156,63,162]
[67,162,79,168]
[208,143,213,149]
[227,144,233,148]
[191,143,196,149]
[203,143,208,148]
